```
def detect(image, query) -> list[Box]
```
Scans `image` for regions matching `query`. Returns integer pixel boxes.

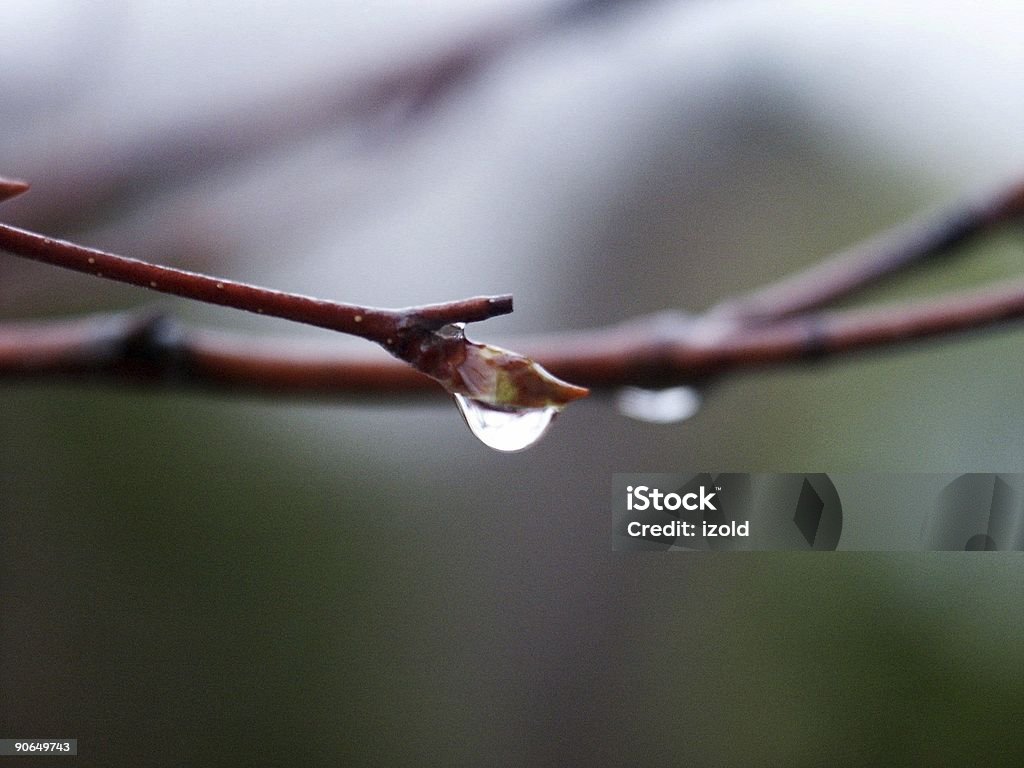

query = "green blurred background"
[3,1,1024,765]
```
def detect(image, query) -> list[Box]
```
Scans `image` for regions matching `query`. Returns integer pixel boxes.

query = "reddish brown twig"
[2,273,1024,398]
[0,216,510,344]
[2,175,1023,403]
[0,176,586,408]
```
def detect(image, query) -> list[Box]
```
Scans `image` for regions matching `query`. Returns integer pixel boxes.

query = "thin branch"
[510,278,1024,386]
[0,176,586,408]
[0,313,430,396]
[3,275,1024,397]
[0,175,512,341]
[711,179,1024,324]
[0,217,510,344]
[3,174,1024,402]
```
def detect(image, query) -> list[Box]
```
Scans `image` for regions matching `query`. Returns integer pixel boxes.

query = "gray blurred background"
[2,0,1024,764]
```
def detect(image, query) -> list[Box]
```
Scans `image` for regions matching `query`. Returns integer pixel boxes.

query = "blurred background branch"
[2,0,651,234]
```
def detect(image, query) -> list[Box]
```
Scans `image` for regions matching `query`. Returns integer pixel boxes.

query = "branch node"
[110,312,190,381]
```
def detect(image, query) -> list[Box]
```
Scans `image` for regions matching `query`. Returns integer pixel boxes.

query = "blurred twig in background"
[2,0,656,234]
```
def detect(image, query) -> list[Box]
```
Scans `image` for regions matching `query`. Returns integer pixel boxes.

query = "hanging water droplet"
[616,386,702,424]
[454,394,559,452]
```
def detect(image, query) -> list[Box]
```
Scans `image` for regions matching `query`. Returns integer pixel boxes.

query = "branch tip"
[0,176,30,204]
[403,293,514,329]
